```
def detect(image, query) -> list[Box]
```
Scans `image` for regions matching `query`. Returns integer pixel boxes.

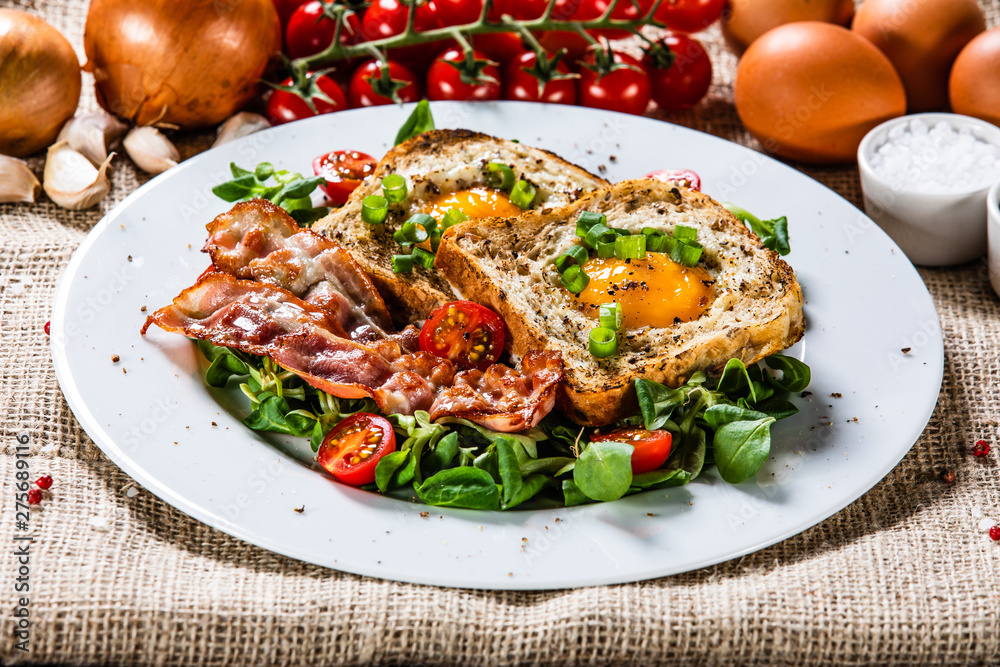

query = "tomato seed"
[35,475,53,489]
[27,489,42,504]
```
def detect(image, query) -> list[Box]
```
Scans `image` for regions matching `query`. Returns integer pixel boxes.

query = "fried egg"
[421,187,522,222]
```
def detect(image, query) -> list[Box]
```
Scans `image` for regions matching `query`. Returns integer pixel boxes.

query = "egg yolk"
[574,252,713,329]
[421,187,522,222]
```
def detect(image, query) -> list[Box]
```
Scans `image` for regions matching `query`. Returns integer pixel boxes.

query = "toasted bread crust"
[313,129,609,326]
[435,179,805,426]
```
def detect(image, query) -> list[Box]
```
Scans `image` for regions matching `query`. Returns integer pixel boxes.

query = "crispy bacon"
[203,200,399,346]
[143,273,563,431]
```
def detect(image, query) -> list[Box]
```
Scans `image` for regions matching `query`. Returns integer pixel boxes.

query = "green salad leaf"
[724,203,791,256]
[211,161,330,223]
[394,99,435,145]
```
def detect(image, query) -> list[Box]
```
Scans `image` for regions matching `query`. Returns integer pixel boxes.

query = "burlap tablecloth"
[2,0,999,664]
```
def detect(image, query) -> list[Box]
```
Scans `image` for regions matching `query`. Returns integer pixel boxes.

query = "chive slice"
[576,211,607,238]
[441,207,469,230]
[392,254,414,273]
[382,174,407,203]
[560,265,590,294]
[646,233,666,252]
[596,240,616,258]
[554,244,589,273]
[658,235,678,255]
[361,194,389,225]
[485,163,516,191]
[599,302,622,330]
[674,225,697,241]
[584,223,617,250]
[393,218,430,246]
[589,327,617,358]
[672,240,703,267]
[614,233,646,260]
[510,179,536,210]
[641,227,661,237]
[412,247,435,269]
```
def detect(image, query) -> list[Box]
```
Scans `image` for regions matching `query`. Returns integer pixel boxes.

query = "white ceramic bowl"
[858,113,1000,266]
[988,181,1000,298]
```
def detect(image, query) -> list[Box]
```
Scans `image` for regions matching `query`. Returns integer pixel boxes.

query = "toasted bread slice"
[313,129,609,326]
[435,179,805,426]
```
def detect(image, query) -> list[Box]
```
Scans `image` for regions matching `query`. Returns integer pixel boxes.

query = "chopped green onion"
[589,327,617,358]
[393,217,431,246]
[576,211,607,237]
[614,233,646,260]
[510,179,536,210]
[584,223,617,250]
[641,227,661,237]
[361,195,389,225]
[411,212,437,235]
[611,227,631,236]
[392,254,413,273]
[412,247,435,269]
[382,174,407,203]
[597,240,616,258]
[430,229,443,251]
[560,264,590,294]
[485,162,515,191]
[441,207,469,230]
[554,244,589,273]
[672,240,703,267]
[673,225,697,241]
[599,302,622,330]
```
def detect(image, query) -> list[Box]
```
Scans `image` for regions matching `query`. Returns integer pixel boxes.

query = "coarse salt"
[869,118,1000,195]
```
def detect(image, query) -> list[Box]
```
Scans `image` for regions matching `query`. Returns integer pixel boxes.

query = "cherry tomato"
[644,169,701,191]
[419,300,505,370]
[349,59,423,107]
[654,0,725,34]
[502,51,577,104]
[426,47,501,101]
[286,1,363,59]
[435,0,481,26]
[266,74,348,125]
[538,0,602,62]
[273,0,311,27]
[643,34,712,111]
[361,0,443,71]
[437,0,524,64]
[317,413,396,486]
[473,32,525,65]
[590,428,672,474]
[578,51,651,115]
[313,150,377,205]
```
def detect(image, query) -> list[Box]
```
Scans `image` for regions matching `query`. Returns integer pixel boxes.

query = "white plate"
[51,102,943,590]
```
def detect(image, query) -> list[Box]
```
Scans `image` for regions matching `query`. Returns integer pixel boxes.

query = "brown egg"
[950,27,1000,126]
[853,0,985,113]
[721,0,855,56]
[735,22,906,164]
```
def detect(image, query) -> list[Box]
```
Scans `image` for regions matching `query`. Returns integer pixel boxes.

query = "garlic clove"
[123,126,180,175]
[212,112,271,147]
[56,112,128,167]
[0,156,42,204]
[43,142,114,210]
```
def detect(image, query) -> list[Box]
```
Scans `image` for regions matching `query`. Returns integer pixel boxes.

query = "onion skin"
[84,0,281,129]
[0,9,81,157]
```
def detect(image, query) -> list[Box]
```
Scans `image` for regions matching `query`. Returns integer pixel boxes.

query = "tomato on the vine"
[419,300,505,370]
[426,47,501,101]
[317,413,396,486]
[644,169,701,191]
[266,74,348,125]
[313,150,377,204]
[590,428,672,474]
[273,0,311,27]
[361,0,443,70]
[286,0,363,59]
[349,58,423,107]
[435,0,481,26]
[654,0,726,34]
[578,51,651,115]
[643,34,712,111]
[437,0,524,64]
[502,51,577,105]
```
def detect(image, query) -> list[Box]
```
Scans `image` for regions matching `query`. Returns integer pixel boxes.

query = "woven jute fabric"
[2,0,1000,664]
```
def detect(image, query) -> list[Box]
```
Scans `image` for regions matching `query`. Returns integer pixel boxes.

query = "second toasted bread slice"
[314,129,609,326]
[435,179,805,426]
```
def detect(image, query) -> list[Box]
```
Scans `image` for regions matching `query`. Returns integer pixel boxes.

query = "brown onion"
[83,0,281,129]
[0,9,81,157]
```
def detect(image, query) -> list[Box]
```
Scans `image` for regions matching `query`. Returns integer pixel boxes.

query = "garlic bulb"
[56,112,128,166]
[43,142,114,210]
[123,126,179,175]
[0,156,42,204]
[213,112,271,147]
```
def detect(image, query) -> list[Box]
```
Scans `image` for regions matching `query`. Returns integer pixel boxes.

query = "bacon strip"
[143,273,563,431]
[203,200,398,345]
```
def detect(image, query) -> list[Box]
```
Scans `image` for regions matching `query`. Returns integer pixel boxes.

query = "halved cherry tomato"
[502,51,577,105]
[317,413,396,486]
[286,0,363,59]
[426,47,501,101]
[266,74,348,125]
[590,428,672,474]
[419,300,505,370]
[313,150,377,204]
[349,59,423,107]
[645,168,701,191]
